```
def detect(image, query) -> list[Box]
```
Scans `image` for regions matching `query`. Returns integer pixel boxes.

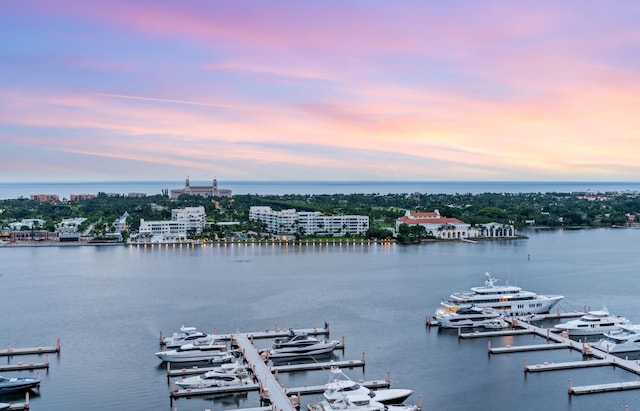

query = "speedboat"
[594,324,640,354]
[174,362,252,389]
[0,375,40,394]
[433,306,503,328]
[272,329,320,349]
[163,325,214,348]
[155,339,231,363]
[439,272,563,316]
[263,339,340,359]
[323,365,414,405]
[0,403,10,410]
[308,394,420,411]
[554,307,630,336]
[482,317,510,329]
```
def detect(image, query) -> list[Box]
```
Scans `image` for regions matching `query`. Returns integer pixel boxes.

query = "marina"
[456,317,640,396]
[165,326,399,411]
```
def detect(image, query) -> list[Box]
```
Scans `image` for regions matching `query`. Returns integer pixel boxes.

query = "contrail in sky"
[98,93,232,109]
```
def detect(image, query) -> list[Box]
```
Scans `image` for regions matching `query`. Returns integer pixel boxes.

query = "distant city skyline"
[2,1,639,183]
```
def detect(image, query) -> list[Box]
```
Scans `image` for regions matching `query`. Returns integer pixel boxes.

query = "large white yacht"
[439,272,563,316]
[554,307,630,336]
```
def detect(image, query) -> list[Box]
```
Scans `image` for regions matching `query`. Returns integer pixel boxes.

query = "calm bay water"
[2,180,640,199]
[2,228,640,411]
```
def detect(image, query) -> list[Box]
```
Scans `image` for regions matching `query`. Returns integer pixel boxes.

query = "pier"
[0,358,49,372]
[461,317,640,396]
[0,339,61,357]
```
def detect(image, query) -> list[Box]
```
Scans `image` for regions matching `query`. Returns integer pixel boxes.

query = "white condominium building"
[249,206,369,237]
[171,206,205,235]
[138,219,188,243]
[137,206,206,242]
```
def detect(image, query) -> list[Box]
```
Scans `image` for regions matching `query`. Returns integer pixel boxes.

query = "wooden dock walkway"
[0,339,60,357]
[569,380,640,395]
[489,342,570,354]
[233,334,297,411]
[459,329,533,339]
[0,360,49,372]
[525,359,612,372]
[271,358,365,373]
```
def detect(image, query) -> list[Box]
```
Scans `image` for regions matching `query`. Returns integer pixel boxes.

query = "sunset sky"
[1,1,639,182]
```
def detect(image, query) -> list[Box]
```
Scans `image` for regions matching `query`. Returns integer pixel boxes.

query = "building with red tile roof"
[396,210,516,240]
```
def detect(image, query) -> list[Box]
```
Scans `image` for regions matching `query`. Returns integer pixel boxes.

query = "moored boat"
[0,375,40,394]
[439,272,563,316]
[594,324,640,353]
[323,365,414,405]
[155,339,232,363]
[272,329,320,349]
[554,307,630,336]
[173,362,252,389]
[433,306,502,329]
[163,325,214,348]
[262,339,340,359]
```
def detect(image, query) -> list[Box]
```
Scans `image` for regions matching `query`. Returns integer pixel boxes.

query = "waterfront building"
[135,206,205,242]
[249,206,369,237]
[170,178,232,199]
[171,206,205,235]
[136,219,187,243]
[395,210,516,239]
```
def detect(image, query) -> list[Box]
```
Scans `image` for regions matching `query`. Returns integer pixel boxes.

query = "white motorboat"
[163,325,214,348]
[0,403,10,410]
[554,307,630,336]
[594,324,640,354]
[439,272,563,316]
[272,329,321,349]
[155,339,232,363]
[263,339,340,359]
[433,306,503,329]
[308,394,420,411]
[324,366,414,405]
[174,361,252,389]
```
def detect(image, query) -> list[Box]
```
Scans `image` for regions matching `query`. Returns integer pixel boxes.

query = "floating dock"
[525,359,612,372]
[569,380,640,395]
[0,339,61,357]
[0,359,49,372]
[489,342,570,354]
